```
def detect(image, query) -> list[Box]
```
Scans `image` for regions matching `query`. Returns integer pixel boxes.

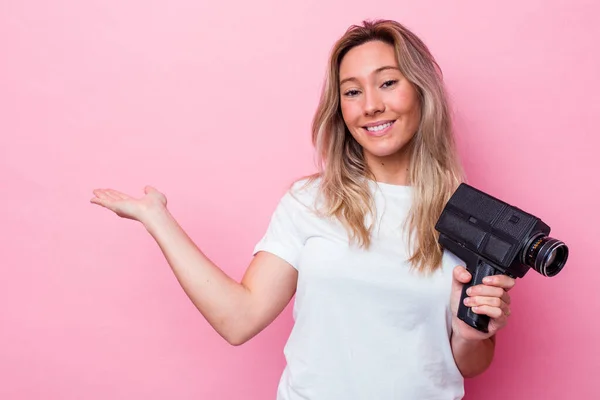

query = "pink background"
[1,0,598,399]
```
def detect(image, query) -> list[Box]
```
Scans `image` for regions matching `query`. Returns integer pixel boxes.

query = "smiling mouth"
[364,121,395,133]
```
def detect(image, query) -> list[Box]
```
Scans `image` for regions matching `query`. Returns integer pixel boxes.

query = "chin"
[363,147,405,159]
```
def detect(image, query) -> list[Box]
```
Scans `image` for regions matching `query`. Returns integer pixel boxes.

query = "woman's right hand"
[90,185,168,225]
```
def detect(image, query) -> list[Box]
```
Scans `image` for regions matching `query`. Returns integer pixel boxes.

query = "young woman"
[91,19,515,400]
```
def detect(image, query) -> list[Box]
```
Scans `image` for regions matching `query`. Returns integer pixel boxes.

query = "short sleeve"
[253,191,306,270]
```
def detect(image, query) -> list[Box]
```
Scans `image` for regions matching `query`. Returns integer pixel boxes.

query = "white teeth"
[366,122,392,132]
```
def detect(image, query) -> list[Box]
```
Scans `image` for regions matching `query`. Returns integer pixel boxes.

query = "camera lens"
[523,234,569,277]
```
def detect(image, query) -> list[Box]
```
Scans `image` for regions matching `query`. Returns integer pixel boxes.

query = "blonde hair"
[299,19,465,274]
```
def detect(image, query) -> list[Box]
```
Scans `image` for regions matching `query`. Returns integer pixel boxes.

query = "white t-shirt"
[253,178,465,400]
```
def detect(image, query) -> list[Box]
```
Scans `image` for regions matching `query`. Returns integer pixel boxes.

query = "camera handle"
[458,260,502,333]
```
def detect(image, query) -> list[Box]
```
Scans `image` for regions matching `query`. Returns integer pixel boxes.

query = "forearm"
[451,333,495,378]
[143,206,251,344]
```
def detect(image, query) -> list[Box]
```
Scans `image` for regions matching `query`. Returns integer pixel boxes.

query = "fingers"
[453,267,516,337]
[471,304,510,323]
[464,296,511,318]
[466,273,515,300]
[90,189,129,209]
[453,266,516,292]
[106,189,131,200]
[482,274,516,291]
[472,304,509,324]
[91,188,131,201]
[466,284,504,299]
[144,185,157,194]
[92,189,112,201]
[463,272,514,321]
[500,290,511,306]
[453,265,471,284]
[90,197,107,207]
[466,285,512,307]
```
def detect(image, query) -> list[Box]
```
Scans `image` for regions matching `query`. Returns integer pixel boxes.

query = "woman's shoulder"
[283,173,323,212]
[289,174,321,194]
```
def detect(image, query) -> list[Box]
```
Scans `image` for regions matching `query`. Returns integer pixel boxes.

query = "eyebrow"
[339,66,401,86]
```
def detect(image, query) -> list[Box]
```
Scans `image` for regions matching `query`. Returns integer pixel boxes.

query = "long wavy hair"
[299,19,465,274]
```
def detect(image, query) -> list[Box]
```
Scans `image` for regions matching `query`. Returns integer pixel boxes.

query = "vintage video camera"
[435,183,569,333]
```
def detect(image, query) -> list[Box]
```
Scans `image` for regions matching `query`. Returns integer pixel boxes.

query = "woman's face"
[339,40,421,166]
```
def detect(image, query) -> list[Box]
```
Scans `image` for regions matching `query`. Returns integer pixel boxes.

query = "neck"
[364,147,412,186]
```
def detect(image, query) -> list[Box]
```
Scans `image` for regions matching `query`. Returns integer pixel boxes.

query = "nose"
[363,88,384,116]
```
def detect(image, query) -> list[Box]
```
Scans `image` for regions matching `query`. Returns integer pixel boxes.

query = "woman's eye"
[381,80,398,88]
[344,89,360,97]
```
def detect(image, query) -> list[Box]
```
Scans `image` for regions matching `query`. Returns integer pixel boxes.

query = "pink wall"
[1,0,597,399]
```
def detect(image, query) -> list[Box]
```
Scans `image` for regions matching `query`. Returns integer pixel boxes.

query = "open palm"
[90,186,167,223]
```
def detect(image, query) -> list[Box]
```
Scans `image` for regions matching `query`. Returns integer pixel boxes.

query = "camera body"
[435,183,568,333]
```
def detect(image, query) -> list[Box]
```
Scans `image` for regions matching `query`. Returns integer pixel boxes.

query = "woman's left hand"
[450,265,516,341]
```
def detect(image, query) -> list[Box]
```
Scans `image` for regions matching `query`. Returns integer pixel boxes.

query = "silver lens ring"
[536,238,568,277]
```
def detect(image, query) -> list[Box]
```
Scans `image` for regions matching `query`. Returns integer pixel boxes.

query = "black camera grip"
[458,261,501,333]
